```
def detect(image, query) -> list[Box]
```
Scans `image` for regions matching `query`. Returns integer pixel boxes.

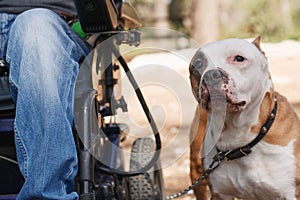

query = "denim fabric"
[1,8,90,199]
[0,13,16,60]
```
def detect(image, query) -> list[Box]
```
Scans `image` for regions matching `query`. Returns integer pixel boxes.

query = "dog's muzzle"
[189,50,246,112]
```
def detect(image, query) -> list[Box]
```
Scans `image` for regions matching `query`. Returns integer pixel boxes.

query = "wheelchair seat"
[0,64,15,110]
[0,77,15,113]
[0,64,15,134]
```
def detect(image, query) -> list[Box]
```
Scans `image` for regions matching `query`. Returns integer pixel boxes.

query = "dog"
[189,36,300,200]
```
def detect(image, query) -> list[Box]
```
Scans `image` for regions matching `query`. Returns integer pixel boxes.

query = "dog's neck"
[214,89,276,151]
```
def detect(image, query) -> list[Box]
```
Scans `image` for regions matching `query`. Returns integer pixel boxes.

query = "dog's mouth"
[200,80,246,112]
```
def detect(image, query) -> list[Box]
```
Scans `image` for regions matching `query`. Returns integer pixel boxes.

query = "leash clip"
[208,151,227,171]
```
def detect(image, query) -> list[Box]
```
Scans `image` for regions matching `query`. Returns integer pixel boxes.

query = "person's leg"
[0,13,17,61]
[6,8,89,199]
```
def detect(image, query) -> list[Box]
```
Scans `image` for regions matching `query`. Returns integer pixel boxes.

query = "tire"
[127,138,165,200]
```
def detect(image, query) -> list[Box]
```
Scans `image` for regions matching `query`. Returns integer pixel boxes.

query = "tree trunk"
[153,0,169,28]
[280,0,293,33]
[190,0,220,44]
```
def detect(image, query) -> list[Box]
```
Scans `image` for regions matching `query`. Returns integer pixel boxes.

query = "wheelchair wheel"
[127,138,165,200]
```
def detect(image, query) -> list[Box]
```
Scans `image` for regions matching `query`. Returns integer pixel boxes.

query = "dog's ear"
[252,35,266,56]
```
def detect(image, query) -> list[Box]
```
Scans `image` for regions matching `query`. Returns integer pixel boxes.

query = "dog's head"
[189,36,273,113]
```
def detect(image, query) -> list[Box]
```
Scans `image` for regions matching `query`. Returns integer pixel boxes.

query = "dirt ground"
[120,39,300,199]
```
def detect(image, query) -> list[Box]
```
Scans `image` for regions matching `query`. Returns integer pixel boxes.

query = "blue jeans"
[0,9,90,199]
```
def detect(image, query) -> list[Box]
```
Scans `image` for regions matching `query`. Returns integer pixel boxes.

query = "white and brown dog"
[189,36,300,200]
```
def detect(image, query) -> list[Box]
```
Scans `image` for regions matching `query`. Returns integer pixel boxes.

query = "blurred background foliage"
[128,0,300,43]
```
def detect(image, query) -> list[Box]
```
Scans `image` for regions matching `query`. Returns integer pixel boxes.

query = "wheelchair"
[0,0,165,199]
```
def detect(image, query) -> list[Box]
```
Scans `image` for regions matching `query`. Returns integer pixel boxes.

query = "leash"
[165,151,225,200]
[166,96,278,199]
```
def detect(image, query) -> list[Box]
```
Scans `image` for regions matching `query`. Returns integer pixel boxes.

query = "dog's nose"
[203,69,222,86]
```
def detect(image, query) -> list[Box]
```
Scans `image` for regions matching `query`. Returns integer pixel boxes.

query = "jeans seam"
[5,53,11,63]
[14,121,28,178]
[9,78,18,90]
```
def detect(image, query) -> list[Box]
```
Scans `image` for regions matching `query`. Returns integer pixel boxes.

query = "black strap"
[216,97,278,160]
[0,60,9,76]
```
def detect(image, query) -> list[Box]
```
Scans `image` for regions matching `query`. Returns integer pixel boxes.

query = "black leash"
[166,96,278,199]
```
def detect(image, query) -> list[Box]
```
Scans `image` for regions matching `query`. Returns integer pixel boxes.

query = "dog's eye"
[234,55,246,62]
[193,59,203,69]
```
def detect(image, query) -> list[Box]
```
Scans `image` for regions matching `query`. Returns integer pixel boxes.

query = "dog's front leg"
[190,106,209,200]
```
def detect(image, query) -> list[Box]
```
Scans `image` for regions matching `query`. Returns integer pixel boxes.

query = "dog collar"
[216,96,278,161]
